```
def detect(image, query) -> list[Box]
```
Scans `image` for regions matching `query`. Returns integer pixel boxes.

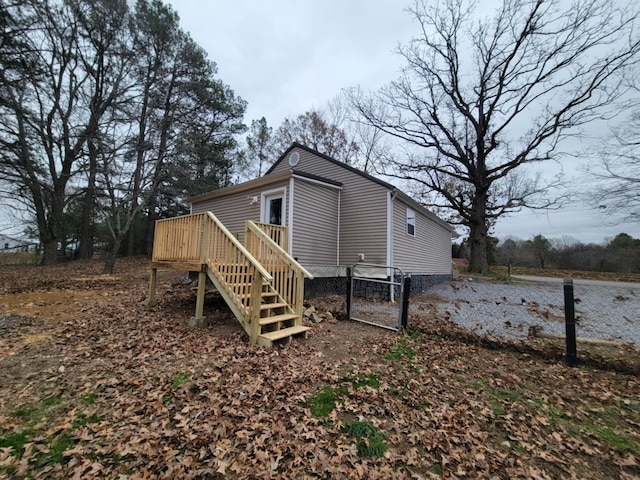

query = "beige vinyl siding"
[290,178,339,265]
[191,180,290,244]
[271,147,388,265]
[392,198,452,274]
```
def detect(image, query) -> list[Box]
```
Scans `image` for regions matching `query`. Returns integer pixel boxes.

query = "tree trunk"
[78,143,97,259]
[126,223,136,257]
[144,195,157,256]
[468,190,490,274]
[103,236,123,274]
[41,239,58,265]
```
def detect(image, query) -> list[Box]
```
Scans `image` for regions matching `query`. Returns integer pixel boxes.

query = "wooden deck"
[148,213,313,347]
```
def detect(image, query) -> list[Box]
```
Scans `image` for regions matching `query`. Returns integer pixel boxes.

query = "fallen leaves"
[0,259,639,478]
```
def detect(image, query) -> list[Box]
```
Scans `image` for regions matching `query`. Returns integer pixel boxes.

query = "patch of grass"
[484,389,525,416]
[489,389,525,404]
[33,431,75,468]
[430,463,443,475]
[14,404,39,422]
[352,373,380,389]
[408,400,431,410]
[80,392,97,405]
[1,464,17,477]
[388,388,406,398]
[73,412,101,429]
[384,338,417,363]
[342,420,387,457]
[0,429,33,458]
[172,373,191,388]
[405,328,422,339]
[14,395,63,425]
[490,400,504,417]
[306,386,346,418]
[584,422,639,454]
[471,377,488,389]
[533,398,569,420]
[42,396,62,407]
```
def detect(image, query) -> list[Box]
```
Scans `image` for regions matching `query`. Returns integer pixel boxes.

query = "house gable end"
[267,143,453,234]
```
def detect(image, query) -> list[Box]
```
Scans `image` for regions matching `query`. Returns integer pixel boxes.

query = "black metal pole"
[564,279,578,367]
[401,275,411,330]
[346,267,352,320]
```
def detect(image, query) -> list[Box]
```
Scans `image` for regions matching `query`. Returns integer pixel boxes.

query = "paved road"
[512,275,640,289]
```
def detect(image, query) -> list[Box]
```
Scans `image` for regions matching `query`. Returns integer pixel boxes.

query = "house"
[189,143,454,294]
[149,143,454,346]
[0,233,34,252]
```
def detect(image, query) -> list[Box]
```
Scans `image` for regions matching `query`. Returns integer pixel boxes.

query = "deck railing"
[203,213,272,322]
[152,213,205,262]
[252,222,288,250]
[245,220,313,319]
[152,213,272,343]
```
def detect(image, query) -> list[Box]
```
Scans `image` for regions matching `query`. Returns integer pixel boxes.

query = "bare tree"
[272,110,358,163]
[348,0,640,273]
[586,109,640,225]
[0,1,100,264]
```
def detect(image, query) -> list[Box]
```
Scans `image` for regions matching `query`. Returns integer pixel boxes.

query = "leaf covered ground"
[0,258,639,479]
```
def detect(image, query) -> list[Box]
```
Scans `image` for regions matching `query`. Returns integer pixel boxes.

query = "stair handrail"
[245,220,313,322]
[245,220,313,279]
[251,221,288,250]
[205,212,273,282]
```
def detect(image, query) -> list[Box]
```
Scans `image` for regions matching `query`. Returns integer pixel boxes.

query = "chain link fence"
[418,279,640,345]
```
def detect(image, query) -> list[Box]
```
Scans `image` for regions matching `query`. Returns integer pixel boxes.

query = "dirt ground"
[0,258,391,401]
[1,258,639,479]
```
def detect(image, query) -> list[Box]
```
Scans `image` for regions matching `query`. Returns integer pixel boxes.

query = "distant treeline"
[453,233,640,274]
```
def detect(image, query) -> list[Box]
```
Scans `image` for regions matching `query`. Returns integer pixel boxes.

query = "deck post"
[194,270,207,319]
[147,267,157,306]
[249,273,263,345]
[295,271,304,325]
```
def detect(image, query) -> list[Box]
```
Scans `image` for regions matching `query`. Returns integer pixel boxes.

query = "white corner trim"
[387,191,393,267]
[288,178,294,254]
[337,189,341,265]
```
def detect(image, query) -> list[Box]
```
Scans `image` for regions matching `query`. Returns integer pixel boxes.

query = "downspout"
[288,177,294,254]
[387,189,397,267]
[388,189,398,302]
[337,189,341,267]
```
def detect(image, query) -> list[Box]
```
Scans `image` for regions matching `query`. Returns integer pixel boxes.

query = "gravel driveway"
[415,278,640,345]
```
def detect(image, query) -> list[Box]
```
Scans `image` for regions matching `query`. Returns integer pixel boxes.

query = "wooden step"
[260,302,288,311]
[259,313,299,326]
[237,290,279,300]
[257,325,310,347]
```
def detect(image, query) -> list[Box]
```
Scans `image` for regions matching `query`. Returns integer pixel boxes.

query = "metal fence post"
[564,279,578,367]
[346,267,352,320]
[401,275,411,330]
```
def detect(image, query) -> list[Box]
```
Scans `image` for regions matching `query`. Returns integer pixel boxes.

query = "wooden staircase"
[256,283,309,347]
[148,212,313,347]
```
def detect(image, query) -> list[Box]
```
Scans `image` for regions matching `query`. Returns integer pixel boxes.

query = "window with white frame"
[406,208,415,236]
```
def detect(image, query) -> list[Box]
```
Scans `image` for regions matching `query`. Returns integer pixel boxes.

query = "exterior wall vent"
[288,152,300,167]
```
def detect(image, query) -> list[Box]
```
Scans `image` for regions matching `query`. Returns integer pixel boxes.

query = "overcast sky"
[168,0,640,244]
[3,1,636,244]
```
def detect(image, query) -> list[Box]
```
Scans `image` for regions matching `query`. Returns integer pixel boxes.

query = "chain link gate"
[347,264,410,331]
